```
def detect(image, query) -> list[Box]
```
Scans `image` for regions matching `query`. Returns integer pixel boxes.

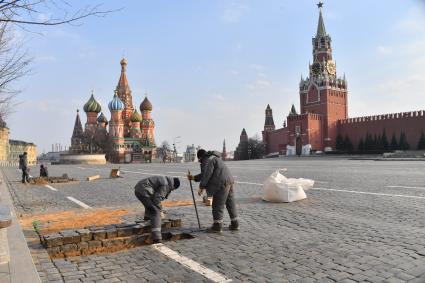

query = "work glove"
[187,174,194,181]
[198,186,205,196]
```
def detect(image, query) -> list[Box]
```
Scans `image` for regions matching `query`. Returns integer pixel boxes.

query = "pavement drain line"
[40,183,92,210]
[220,180,425,200]
[153,243,232,283]
[387,185,425,190]
[44,185,57,191]
[77,167,332,186]
[66,197,92,209]
[314,187,425,200]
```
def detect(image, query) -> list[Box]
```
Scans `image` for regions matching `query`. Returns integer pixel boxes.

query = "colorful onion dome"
[130,109,142,122]
[97,112,108,123]
[140,96,152,112]
[108,91,124,111]
[83,92,102,113]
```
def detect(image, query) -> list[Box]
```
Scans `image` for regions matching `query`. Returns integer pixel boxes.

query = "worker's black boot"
[229,220,239,231]
[152,239,162,244]
[206,223,223,234]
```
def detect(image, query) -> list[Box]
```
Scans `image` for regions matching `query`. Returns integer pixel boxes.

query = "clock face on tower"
[312,62,321,75]
[326,60,336,75]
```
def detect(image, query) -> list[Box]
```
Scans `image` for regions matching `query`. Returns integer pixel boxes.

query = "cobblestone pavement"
[3,157,425,282]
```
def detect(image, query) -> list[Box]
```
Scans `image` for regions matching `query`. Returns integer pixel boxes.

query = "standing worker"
[134,176,180,243]
[20,152,30,184]
[187,149,239,233]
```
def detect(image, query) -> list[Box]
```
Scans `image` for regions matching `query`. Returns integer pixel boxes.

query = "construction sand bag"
[262,169,314,203]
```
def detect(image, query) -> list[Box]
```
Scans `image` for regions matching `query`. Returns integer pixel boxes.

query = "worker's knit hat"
[197,149,206,159]
[173,178,180,189]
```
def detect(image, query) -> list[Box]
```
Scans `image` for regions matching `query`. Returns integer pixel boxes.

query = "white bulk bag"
[262,169,314,203]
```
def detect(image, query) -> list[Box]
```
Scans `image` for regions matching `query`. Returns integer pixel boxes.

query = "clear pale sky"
[7,0,425,154]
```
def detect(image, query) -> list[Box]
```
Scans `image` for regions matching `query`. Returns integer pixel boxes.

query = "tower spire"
[71,109,83,140]
[289,104,297,116]
[117,58,129,92]
[222,139,227,160]
[316,2,326,37]
[264,104,275,131]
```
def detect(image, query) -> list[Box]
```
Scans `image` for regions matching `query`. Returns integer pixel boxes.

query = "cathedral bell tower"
[116,58,134,138]
[298,2,348,150]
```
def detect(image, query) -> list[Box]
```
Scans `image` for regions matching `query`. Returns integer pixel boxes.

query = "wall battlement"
[338,110,425,125]
[299,77,347,91]
[287,113,323,121]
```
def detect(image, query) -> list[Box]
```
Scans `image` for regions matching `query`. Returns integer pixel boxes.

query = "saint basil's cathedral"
[70,58,156,163]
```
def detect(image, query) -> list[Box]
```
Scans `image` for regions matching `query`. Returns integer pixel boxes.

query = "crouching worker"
[40,164,49,178]
[134,176,180,243]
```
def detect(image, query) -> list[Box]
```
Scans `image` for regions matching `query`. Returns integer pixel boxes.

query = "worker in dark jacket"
[20,152,30,184]
[134,176,180,243]
[188,149,238,233]
[40,164,49,178]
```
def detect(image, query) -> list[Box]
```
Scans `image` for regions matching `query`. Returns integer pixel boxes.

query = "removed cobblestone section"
[40,219,191,258]
[32,176,78,185]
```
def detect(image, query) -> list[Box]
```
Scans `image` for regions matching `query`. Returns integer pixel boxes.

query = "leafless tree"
[0,1,117,118]
[0,22,30,118]
[0,1,116,26]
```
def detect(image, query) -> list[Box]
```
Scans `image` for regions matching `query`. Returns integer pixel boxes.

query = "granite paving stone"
[3,159,425,282]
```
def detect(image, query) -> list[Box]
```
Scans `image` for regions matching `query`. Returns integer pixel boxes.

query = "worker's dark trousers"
[21,168,29,183]
[135,188,162,241]
[211,184,238,224]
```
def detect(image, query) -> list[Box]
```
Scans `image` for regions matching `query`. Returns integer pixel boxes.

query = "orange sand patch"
[20,200,198,234]
[20,208,130,234]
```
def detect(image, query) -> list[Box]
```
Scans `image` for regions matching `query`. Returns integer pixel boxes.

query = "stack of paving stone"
[40,219,191,258]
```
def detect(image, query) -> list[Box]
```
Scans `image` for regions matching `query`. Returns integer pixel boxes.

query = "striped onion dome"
[130,109,142,122]
[97,112,108,123]
[83,92,102,113]
[140,96,152,112]
[108,91,124,111]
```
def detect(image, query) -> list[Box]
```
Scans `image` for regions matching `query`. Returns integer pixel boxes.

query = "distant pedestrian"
[40,164,49,178]
[187,149,239,233]
[134,176,180,243]
[20,152,30,183]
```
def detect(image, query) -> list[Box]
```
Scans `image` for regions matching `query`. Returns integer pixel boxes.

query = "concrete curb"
[0,228,9,264]
[0,169,41,283]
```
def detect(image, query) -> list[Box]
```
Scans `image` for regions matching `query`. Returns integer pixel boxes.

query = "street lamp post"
[173,136,181,163]
[90,136,94,154]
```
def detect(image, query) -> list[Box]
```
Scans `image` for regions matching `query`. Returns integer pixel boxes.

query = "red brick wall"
[263,127,289,154]
[338,111,425,150]
[287,114,308,147]
[300,85,326,115]
[307,84,320,104]
[300,87,348,149]
[306,114,323,150]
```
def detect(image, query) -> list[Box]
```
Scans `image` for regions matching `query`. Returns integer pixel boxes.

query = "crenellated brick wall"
[338,110,425,150]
